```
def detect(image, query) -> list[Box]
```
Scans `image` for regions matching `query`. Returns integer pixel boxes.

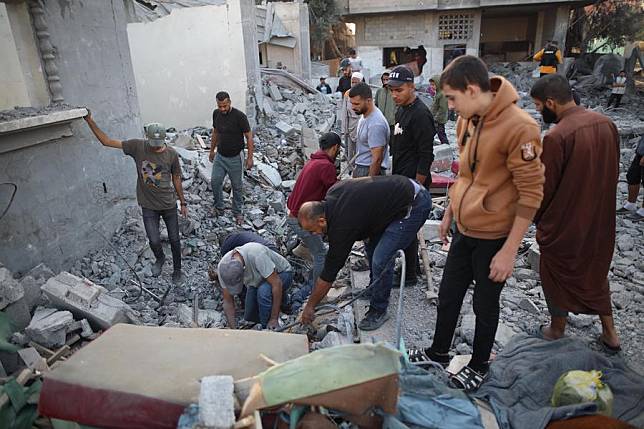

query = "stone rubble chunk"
[268,82,283,101]
[25,307,74,348]
[422,220,441,242]
[0,267,25,310]
[256,162,282,188]
[518,298,541,315]
[199,375,235,429]
[41,272,133,330]
[274,121,296,136]
[177,304,223,328]
[527,242,540,273]
[25,263,55,282]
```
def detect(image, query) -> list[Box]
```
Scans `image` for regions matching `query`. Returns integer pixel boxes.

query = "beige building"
[336,0,592,81]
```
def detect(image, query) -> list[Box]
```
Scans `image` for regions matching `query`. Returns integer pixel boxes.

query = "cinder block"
[199,375,235,429]
[41,272,132,330]
[422,220,442,242]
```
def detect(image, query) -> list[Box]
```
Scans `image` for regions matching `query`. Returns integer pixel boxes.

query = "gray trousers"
[211,152,243,215]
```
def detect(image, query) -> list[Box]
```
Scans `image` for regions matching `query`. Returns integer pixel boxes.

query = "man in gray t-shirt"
[218,243,293,329]
[349,83,390,178]
[84,111,188,285]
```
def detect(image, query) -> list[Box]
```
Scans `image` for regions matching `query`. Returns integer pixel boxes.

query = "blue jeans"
[244,271,293,327]
[365,189,432,313]
[211,152,244,215]
[286,216,326,303]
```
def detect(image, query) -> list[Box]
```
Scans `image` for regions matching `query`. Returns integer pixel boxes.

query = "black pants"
[607,93,623,108]
[436,123,449,145]
[403,238,419,281]
[430,231,506,371]
[142,207,182,271]
[626,153,643,186]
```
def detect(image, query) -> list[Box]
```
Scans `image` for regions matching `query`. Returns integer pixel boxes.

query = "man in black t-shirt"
[84,111,188,285]
[208,91,255,225]
[389,65,436,287]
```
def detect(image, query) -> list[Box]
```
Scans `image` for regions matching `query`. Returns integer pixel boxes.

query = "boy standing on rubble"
[84,112,187,285]
[209,91,255,226]
[412,56,544,391]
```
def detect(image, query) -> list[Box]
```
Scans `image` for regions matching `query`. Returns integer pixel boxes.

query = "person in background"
[430,76,449,145]
[607,70,626,108]
[340,72,364,168]
[348,48,363,72]
[533,40,563,77]
[317,76,332,95]
[375,70,397,143]
[336,59,352,94]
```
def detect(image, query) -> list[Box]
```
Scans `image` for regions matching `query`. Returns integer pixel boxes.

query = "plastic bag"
[551,370,613,416]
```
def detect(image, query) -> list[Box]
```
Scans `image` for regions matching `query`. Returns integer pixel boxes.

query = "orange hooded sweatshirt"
[449,76,545,239]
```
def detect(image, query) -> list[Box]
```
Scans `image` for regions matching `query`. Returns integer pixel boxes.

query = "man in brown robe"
[530,74,621,351]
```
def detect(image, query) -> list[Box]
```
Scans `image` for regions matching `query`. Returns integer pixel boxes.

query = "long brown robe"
[534,106,619,315]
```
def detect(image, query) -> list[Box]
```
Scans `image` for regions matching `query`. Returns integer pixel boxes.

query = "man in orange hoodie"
[409,56,545,391]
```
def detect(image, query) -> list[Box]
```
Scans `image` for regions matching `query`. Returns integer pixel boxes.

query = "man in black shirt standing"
[298,176,432,331]
[336,59,352,94]
[389,65,436,287]
[209,91,255,225]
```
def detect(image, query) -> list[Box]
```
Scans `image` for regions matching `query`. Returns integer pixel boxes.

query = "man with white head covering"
[340,71,365,168]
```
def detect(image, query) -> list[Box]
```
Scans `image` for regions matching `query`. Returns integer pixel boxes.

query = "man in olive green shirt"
[375,70,397,144]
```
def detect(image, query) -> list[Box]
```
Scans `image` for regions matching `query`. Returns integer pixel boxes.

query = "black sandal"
[450,366,487,391]
[407,347,450,368]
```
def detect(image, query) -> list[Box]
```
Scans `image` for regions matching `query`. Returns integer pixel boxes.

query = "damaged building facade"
[0,0,142,273]
[336,0,591,80]
[127,0,311,130]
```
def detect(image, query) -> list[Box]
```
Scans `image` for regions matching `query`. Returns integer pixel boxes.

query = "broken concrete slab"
[274,121,296,136]
[20,275,43,312]
[519,298,540,315]
[300,127,318,157]
[199,375,235,429]
[0,267,25,310]
[41,272,133,330]
[268,82,283,101]
[25,307,74,348]
[256,162,282,188]
[25,263,55,282]
[198,158,213,186]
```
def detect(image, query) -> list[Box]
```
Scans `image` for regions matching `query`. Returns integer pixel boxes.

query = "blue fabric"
[382,364,483,429]
[473,334,644,429]
[366,189,432,312]
[244,271,293,327]
[211,152,244,215]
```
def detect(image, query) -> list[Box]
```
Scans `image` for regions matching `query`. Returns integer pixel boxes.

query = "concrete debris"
[198,375,235,429]
[177,304,224,328]
[256,162,282,188]
[527,242,540,273]
[0,267,25,310]
[274,120,296,136]
[25,307,74,348]
[41,272,133,330]
[422,220,441,242]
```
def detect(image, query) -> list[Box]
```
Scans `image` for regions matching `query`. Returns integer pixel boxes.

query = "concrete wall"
[128,1,260,130]
[0,2,49,110]
[0,0,142,274]
[268,2,312,80]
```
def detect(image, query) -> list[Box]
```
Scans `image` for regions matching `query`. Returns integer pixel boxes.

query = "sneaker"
[627,211,644,222]
[616,206,635,215]
[172,270,186,285]
[358,308,390,331]
[151,257,165,277]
